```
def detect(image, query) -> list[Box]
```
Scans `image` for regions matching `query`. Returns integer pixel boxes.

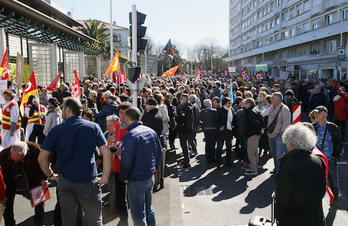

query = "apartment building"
[224,0,348,80]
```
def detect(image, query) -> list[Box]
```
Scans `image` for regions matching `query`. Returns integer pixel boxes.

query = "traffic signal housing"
[129,11,147,52]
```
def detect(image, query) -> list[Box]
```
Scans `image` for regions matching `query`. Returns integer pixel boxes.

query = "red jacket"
[333,94,348,121]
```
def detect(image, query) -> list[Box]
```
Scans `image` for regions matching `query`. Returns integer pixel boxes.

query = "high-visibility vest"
[27,105,46,125]
[1,101,21,130]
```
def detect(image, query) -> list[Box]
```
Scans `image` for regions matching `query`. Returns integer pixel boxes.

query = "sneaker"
[245,169,257,175]
[241,163,250,169]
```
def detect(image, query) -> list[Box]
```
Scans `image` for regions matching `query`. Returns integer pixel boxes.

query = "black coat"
[141,107,163,137]
[276,149,326,226]
[175,103,193,134]
[244,107,263,138]
[216,107,235,140]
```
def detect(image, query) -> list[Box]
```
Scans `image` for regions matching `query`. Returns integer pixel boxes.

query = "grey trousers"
[58,175,103,226]
[247,135,261,172]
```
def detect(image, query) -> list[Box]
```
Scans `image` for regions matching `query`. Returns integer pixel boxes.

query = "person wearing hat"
[141,98,163,137]
[313,105,343,208]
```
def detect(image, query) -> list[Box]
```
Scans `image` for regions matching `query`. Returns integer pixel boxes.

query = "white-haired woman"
[275,123,326,226]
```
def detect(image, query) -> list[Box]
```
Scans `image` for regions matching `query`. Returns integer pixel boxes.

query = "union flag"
[0,48,11,81]
[71,70,81,98]
[20,71,39,116]
[237,67,249,84]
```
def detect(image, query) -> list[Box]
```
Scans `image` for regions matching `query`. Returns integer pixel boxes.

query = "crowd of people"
[0,73,346,225]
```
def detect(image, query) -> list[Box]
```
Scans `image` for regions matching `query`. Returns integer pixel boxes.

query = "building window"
[325,13,334,25]
[311,43,320,55]
[297,4,302,15]
[312,18,322,30]
[282,31,289,39]
[282,12,288,21]
[343,8,348,20]
[270,19,274,28]
[270,2,274,9]
[303,22,310,32]
[289,28,295,37]
[304,0,310,11]
[276,0,280,6]
[290,8,295,18]
[275,33,281,41]
[275,16,280,25]
[296,25,303,34]
[326,39,337,53]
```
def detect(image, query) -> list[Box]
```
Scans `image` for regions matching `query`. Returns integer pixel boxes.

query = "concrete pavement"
[1,131,347,225]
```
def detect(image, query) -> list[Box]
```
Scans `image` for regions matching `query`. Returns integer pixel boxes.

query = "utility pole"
[131,5,138,107]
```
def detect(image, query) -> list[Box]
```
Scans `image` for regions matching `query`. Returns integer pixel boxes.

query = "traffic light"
[128,67,141,83]
[129,11,147,52]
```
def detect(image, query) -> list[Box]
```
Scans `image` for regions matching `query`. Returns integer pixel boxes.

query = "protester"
[175,93,195,168]
[1,90,21,148]
[195,99,218,162]
[0,141,47,226]
[43,97,62,136]
[216,97,235,169]
[25,95,47,145]
[276,123,326,225]
[243,98,263,175]
[93,94,118,132]
[39,97,112,225]
[313,106,343,208]
[119,107,162,226]
[267,92,291,176]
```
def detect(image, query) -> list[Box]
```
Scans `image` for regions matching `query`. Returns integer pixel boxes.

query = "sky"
[54,0,229,54]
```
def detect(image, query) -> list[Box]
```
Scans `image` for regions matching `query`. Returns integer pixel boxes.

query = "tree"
[78,19,109,43]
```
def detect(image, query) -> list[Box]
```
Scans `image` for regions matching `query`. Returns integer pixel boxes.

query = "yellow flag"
[104,51,120,77]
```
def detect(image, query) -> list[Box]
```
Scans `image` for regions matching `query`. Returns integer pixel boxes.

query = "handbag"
[267,105,283,133]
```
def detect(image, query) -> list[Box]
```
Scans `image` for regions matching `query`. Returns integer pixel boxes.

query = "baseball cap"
[314,106,328,113]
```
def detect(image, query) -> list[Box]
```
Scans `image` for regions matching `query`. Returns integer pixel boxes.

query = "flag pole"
[110,0,113,63]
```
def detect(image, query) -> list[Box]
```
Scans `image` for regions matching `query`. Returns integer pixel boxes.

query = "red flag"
[20,71,39,115]
[195,69,202,83]
[47,69,63,91]
[331,79,348,102]
[252,70,264,82]
[183,72,186,76]
[221,68,230,77]
[237,67,249,84]
[139,73,143,78]
[72,70,81,98]
[0,48,11,81]
[112,71,117,84]
[116,71,126,86]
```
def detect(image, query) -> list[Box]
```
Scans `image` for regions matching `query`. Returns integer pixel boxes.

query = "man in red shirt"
[111,101,132,225]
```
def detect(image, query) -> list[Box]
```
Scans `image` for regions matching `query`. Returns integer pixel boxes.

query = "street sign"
[338,46,345,61]
[256,64,268,72]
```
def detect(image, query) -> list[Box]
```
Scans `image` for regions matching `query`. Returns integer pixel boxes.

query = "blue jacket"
[119,121,162,182]
[94,102,118,132]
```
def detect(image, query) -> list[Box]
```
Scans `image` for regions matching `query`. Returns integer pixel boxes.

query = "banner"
[72,70,81,97]
[0,48,11,81]
[104,51,120,77]
[279,71,289,80]
[160,64,181,77]
[47,70,63,91]
[116,71,126,86]
[237,67,249,84]
[0,80,7,104]
[252,70,264,82]
[20,71,39,116]
[16,52,24,87]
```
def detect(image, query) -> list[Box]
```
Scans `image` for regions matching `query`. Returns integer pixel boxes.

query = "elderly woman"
[275,123,326,226]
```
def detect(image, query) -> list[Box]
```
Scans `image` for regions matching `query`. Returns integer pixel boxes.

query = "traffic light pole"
[131,4,138,107]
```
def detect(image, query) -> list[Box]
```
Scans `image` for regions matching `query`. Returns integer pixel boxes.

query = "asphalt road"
[1,131,348,226]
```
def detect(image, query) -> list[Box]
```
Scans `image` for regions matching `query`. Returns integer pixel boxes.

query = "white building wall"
[226,0,348,80]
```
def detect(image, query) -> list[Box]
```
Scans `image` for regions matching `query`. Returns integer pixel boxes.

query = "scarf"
[224,106,233,130]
